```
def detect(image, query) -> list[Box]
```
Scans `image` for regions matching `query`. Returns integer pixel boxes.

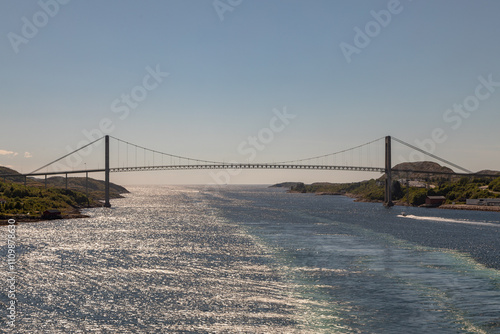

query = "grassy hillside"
[403,176,500,206]
[291,180,386,201]
[31,176,128,200]
[0,166,23,182]
[0,181,91,217]
[0,166,128,218]
[287,161,500,206]
[390,161,457,181]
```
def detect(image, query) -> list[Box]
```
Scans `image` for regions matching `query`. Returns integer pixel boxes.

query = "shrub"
[409,189,427,206]
[490,177,500,192]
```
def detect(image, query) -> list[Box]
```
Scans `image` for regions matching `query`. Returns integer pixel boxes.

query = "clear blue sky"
[1,0,499,185]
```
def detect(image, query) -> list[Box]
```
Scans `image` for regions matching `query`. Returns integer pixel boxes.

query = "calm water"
[2,185,500,333]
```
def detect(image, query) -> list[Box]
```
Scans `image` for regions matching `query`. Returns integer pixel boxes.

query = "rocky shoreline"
[0,208,91,225]
[288,189,500,213]
[439,204,500,212]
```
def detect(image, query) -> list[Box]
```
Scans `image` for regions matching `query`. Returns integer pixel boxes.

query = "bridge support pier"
[104,135,111,208]
[86,171,90,208]
[384,136,394,207]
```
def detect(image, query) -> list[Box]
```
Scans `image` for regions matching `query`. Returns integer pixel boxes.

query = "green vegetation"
[35,176,128,199]
[290,176,500,207]
[0,166,128,219]
[490,177,500,192]
[292,180,386,201]
[0,181,91,217]
[426,176,500,202]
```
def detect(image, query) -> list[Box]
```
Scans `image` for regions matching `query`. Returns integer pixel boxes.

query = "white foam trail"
[397,214,500,227]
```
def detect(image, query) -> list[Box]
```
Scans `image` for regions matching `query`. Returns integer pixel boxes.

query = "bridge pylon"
[104,135,111,208]
[384,136,394,207]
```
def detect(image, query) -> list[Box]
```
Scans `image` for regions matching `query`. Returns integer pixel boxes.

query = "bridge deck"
[110,164,386,173]
[1,166,496,178]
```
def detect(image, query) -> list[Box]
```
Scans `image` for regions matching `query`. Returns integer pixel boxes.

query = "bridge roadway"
[111,165,498,177]
[3,166,495,178]
[110,164,386,173]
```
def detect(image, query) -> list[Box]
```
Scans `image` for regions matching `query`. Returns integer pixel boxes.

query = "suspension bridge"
[1,136,489,208]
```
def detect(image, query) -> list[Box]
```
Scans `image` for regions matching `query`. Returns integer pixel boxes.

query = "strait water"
[2,185,500,333]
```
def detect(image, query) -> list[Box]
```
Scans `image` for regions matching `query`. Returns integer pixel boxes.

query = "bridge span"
[111,164,385,173]
[2,135,483,208]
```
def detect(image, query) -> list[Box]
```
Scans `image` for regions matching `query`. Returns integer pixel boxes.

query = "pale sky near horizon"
[1,0,499,185]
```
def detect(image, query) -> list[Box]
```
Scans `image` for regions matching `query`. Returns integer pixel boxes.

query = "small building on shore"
[397,179,428,188]
[466,198,500,206]
[42,209,62,220]
[425,196,446,207]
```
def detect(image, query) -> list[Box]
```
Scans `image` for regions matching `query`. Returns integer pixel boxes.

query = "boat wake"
[397,214,499,227]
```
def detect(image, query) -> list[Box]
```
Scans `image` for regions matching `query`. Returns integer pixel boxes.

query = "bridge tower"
[104,135,111,208]
[384,136,394,207]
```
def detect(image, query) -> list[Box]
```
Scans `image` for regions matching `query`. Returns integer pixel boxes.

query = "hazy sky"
[1,0,499,185]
